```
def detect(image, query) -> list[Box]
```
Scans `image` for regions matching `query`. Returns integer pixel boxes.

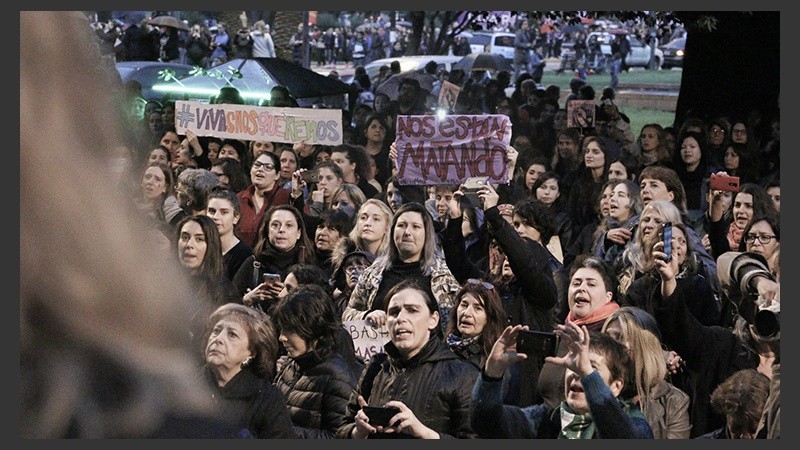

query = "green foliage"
[178,11,207,27]
[316,12,339,30]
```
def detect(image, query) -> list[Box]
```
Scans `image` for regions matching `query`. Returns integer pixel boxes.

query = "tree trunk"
[675,11,779,129]
[216,10,246,33]
[272,11,306,62]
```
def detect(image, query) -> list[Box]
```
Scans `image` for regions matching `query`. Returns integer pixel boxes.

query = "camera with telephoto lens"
[754,300,780,338]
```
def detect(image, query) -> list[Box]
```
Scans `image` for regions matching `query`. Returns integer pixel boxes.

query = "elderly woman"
[342,202,461,335]
[202,303,296,438]
[337,280,480,439]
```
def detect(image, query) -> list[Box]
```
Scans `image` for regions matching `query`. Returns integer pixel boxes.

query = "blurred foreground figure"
[20,11,246,438]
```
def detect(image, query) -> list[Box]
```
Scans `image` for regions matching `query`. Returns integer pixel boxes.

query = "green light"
[152,84,272,102]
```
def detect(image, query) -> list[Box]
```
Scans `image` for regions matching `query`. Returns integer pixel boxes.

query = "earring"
[241,356,253,368]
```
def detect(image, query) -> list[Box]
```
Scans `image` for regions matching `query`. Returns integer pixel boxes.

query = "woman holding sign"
[342,202,461,336]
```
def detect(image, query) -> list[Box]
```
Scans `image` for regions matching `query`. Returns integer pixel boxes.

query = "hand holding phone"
[709,174,740,192]
[515,330,559,357]
[301,169,320,184]
[362,405,401,427]
[661,222,673,262]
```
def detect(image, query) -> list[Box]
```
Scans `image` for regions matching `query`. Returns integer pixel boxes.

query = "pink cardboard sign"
[395,114,512,185]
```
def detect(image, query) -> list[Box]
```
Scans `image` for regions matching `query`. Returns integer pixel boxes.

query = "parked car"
[116,61,196,102]
[341,55,463,86]
[659,37,685,69]
[467,31,516,60]
[585,31,663,71]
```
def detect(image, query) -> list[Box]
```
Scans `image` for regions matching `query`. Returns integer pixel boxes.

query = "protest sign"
[394,114,512,185]
[567,100,596,129]
[342,320,390,362]
[438,81,461,112]
[174,100,343,145]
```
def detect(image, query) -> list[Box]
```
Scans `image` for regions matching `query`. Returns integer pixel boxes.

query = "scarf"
[566,302,620,331]
[559,402,596,439]
[445,332,481,351]
[727,221,745,251]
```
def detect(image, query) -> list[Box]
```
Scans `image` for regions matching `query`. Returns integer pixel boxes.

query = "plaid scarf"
[558,402,596,439]
[445,332,480,351]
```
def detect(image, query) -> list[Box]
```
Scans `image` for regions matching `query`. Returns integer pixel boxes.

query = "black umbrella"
[158,58,359,103]
[375,71,435,100]
[252,58,359,99]
[147,15,190,31]
[453,53,512,72]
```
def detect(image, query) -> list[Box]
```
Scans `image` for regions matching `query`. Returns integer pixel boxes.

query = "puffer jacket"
[274,351,359,439]
[336,336,479,439]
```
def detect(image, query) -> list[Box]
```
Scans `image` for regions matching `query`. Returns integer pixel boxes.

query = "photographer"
[650,238,779,437]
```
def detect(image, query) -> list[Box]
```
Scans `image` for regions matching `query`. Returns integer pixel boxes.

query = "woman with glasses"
[235,152,291,249]
[739,216,780,278]
[707,116,732,168]
[707,182,778,260]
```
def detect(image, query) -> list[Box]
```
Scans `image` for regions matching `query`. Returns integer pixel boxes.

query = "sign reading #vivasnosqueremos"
[395,114,511,185]
[175,100,343,145]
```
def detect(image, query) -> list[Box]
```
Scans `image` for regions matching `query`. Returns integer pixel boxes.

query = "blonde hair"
[349,199,392,257]
[602,307,668,415]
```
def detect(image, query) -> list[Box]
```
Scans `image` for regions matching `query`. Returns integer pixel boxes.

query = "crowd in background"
[22,11,779,440]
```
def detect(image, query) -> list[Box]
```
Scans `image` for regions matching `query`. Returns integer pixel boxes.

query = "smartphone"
[462,176,489,206]
[516,330,559,357]
[300,170,319,184]
[462,176,489,190]
[362,406,401,427]
[661,222,673,262]
[263,273,282,284]
[709,174,740,192]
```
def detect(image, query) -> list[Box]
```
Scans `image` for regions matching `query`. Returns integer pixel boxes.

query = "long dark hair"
[254,204,316,264]
[447,281,506,357]
[174,214,225,281]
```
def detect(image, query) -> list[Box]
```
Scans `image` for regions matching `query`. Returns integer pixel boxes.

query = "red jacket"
[235,184,290,248]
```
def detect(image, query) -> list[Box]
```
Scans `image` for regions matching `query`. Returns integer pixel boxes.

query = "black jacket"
[274,351,360,439]
[337,336,479,439]
[203,366,297,438]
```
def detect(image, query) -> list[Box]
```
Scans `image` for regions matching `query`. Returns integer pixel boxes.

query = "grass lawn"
[538,66,682,134]
[623,107,677,138]
[540,67,684,89]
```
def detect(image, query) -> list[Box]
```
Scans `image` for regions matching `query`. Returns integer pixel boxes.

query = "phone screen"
[662,222,672,262]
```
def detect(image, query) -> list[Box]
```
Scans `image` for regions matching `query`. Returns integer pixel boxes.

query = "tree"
[272,11,306,62]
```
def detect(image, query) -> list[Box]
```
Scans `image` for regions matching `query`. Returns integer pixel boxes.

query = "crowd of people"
[22,11,779,440]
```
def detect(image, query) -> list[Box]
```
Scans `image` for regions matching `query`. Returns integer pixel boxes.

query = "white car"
[586,31,663,70]
[342,55,463,85]
[467,31,516,60]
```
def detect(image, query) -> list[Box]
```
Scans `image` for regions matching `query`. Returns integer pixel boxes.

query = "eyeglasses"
[252,161,275,171]
[345,264,366,276]
[744,233,776,245]
[710,128,725,135]
[467,278,495,290]
[732,129,747,135]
